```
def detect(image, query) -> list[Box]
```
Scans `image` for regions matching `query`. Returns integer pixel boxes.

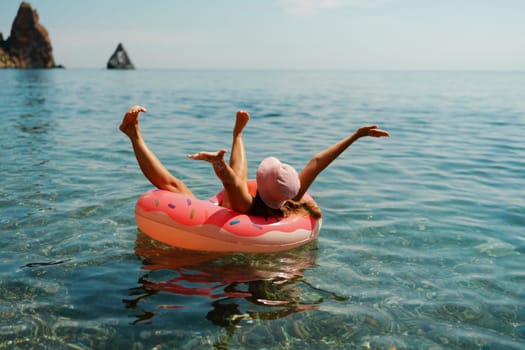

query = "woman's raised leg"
[223,110,250,205]
[187,149,253,212]
[187,110,253,212]
[120,105,194,197]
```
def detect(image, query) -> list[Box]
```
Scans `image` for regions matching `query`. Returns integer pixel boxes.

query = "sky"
[1,0,524,70]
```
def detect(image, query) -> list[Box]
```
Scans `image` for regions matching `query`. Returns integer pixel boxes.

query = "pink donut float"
[135,180,322,253]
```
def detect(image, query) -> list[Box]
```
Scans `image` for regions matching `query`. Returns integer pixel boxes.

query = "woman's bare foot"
[119,105,147,137]
[187,149,228,164]
[233,110,250,135]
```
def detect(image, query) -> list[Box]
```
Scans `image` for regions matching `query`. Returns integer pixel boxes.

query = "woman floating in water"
[120,105,389,219]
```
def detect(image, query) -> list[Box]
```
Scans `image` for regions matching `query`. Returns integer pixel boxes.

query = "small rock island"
[107,43,135,69]
[0,2,59,69]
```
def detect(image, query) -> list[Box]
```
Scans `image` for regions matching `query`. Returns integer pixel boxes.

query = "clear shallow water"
[1,69,524,349]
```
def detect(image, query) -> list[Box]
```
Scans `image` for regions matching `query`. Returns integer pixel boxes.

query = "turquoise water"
[1,69,524,349]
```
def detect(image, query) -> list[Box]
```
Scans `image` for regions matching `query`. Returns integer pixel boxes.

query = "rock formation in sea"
[107,43,135,69]
[0,2,58,69]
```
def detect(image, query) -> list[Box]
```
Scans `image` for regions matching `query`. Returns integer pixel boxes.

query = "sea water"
[1,69,524,349]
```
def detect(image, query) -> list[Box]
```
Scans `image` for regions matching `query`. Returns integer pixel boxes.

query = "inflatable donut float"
[135,180,322,253]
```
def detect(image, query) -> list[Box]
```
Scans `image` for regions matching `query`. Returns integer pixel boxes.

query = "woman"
[120,105,389,219]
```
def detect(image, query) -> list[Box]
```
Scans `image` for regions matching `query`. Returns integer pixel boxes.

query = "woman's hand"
[355,125,390,138]
[187,149,227,163]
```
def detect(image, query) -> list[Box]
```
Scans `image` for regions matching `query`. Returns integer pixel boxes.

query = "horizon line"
[2,67,523,73]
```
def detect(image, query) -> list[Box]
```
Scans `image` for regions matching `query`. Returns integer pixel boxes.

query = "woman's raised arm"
[293,125,389,201]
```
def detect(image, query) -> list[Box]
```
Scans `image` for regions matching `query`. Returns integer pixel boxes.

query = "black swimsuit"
[248,191,282,219]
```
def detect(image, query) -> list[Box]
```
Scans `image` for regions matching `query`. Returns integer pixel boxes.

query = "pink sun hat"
[256,157,301,209]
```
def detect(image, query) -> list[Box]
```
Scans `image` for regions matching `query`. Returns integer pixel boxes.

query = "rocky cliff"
[107,43,135,69]
[0,2,57,68]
